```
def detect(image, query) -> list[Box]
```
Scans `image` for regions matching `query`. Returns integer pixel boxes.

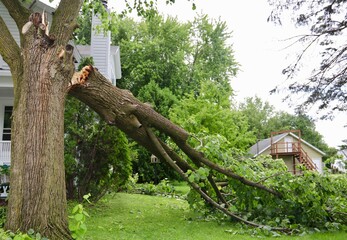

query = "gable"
[249,132,325,157]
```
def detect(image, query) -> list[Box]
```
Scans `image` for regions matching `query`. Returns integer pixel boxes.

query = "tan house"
[249,130,325,174]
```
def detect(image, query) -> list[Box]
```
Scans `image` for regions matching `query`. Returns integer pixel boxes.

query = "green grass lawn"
[83,192,347,240]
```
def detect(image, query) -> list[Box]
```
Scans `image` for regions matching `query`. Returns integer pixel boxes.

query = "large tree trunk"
[0,1,82,238]
[5,37,73,239]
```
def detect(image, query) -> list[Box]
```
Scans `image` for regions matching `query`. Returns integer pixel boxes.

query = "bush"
[64,97,132,202]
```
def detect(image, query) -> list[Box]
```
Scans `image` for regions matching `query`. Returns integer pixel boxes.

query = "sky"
[47,0,347,147]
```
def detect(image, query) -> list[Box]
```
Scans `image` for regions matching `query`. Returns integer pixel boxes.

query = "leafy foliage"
[170,81,256,153]
[238,96,275,140]
[64,96,132,201]
[137,80,178,118]
[114,14,192,97]
[68,194,91,240]
[122,0,196,18]
[0,228,48,240]
[130,144,180,183]
[185,138,347,232]
[114,13,238,101]
[126,177,178,197]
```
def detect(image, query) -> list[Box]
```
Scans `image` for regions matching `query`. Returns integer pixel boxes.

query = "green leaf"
[72,204,82,214]
[188,174,195,183]
[74,213,84,222]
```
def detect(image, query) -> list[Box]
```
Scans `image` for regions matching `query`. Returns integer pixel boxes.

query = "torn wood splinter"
[22,21,33,35]
[68,65,93,89]
[58,49,65,59]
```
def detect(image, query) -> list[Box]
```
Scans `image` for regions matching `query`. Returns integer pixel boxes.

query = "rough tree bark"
[0,0,283,238]
[0,0,83,238]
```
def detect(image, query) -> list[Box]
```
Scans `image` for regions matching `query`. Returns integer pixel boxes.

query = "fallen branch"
[177,141,283,197]
[144,126,289,232]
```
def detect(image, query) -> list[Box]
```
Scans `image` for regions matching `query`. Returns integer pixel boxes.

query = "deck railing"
[0,141,11,166]
[270,142,301,154]
[270,141,317,171]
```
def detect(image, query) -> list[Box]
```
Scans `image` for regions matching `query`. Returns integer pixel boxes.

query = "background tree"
[114,13,238,101]
[238,96,275,140]
[170,81,255,153]
[110,13,240,182]
[268,0,347,118]
[114,14,191,97]
[187,14,238,95]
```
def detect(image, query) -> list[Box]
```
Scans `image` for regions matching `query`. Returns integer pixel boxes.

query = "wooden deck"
[270,130,317,172]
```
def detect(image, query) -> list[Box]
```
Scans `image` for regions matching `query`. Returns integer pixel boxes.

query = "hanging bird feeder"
[150,154,160,163]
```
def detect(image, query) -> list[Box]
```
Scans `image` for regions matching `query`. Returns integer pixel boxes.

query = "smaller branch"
[160,141,194,172]
[256,172,286,184]
[50,0,83,45]
[144,126,288,232]
[287,35,320,79]
[178,142,283,197]
[207,175,229,207]
[1,0,31,33]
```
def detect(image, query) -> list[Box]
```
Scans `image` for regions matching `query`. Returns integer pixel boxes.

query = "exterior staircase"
[270,130,318,173]
[293,147,317,171]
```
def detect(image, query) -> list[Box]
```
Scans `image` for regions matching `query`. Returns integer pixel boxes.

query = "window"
[2,106,12,141]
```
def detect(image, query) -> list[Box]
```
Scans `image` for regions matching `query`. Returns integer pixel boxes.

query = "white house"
[249,130,325,174]
[0,1,121,171]
[331,149,347,173]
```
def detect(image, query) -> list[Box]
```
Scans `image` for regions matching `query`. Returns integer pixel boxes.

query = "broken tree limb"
[69,67,282,198]
[144,126,289,232]
[177,141,283,198]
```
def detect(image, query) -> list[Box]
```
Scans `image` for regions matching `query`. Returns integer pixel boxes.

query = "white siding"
[91,12,111,81]
[312,158,323,174]
[0,2,20,71]
[110,46,122,85]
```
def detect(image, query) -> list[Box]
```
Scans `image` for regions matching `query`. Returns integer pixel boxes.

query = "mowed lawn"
[83,192,347,240]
